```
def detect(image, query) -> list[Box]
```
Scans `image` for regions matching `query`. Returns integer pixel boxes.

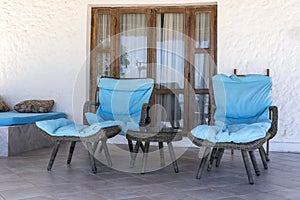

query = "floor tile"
[0,144,299,199]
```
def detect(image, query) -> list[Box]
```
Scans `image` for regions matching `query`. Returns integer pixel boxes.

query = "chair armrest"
[268,106,278,140]
[83,101,99,125]
[139,103,151,127]
[83,101,99,113]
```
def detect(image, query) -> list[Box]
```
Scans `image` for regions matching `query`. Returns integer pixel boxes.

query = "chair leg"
[130,141,141,168]
[158,142,165,167]
[141,141,150,174]
[167,142,179,173]
[94,141,103,155]
[86,142,97,174]
[259,146,268,170]
[215,148,224,167]
[47,141,61,171]
[101,139,112,167]
[207,148,217,171]
[241,150,254,184]
[67,141,76,165]
[196,147,211,179]
[266,140,270,161]
[266,154,270,162]
[261,145,270,161]
[249,151,260,176]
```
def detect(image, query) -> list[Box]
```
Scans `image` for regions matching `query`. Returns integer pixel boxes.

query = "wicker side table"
[126,127,182,174]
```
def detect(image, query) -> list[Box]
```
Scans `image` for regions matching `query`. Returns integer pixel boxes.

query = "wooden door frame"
[90,5,217,132]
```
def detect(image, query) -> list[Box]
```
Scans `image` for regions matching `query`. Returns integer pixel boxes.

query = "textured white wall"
[0,0,88,121]
[0,0,299,151]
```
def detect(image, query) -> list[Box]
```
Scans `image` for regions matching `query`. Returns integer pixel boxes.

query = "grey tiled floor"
[0,142,300,200]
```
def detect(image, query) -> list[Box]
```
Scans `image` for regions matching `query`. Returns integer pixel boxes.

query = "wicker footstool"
[126,127,182,174]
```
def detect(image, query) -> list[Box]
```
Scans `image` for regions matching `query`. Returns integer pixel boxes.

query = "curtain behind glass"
[120,14,147,78]
[156,13,185,88]
[97,14,110,48]
[96,14,110,79]
[195,12,210,48]
[156,13,185,128]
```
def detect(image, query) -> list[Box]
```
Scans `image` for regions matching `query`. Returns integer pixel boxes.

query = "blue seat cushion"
[0,111,67,126]
[84,113,139,136]
[190,122,271,143]
[36,118,119,137]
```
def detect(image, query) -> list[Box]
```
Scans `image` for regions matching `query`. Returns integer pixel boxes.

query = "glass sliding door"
[156,13,185,88]
[155,12,186,128]
[96,14,111,77]
[194,53,210,125]
[90,10,112,101]
[95,13,111,78]
[190,9,216,128]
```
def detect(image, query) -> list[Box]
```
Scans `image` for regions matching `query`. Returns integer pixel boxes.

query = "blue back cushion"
[213,74,272,126]
[96,78,154,124]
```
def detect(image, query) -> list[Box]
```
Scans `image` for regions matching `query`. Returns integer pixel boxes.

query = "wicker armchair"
[188,74,278,184]
[83,77,154,161]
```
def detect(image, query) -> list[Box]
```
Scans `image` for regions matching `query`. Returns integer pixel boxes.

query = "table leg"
[130,141,141,168]
[158,142,165,167]
[167,142,179,173]
[140,143,145,153]
[141,141,150,174]
[127,139,134,160]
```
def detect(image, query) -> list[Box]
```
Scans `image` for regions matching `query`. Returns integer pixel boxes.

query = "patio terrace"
[0,143,299,200]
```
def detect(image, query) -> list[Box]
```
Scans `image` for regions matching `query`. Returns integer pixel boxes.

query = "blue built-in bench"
[0,111,66,156]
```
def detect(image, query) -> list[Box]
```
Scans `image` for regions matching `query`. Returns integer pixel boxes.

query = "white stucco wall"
[0,0,88,120]
[0,0,299,152]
